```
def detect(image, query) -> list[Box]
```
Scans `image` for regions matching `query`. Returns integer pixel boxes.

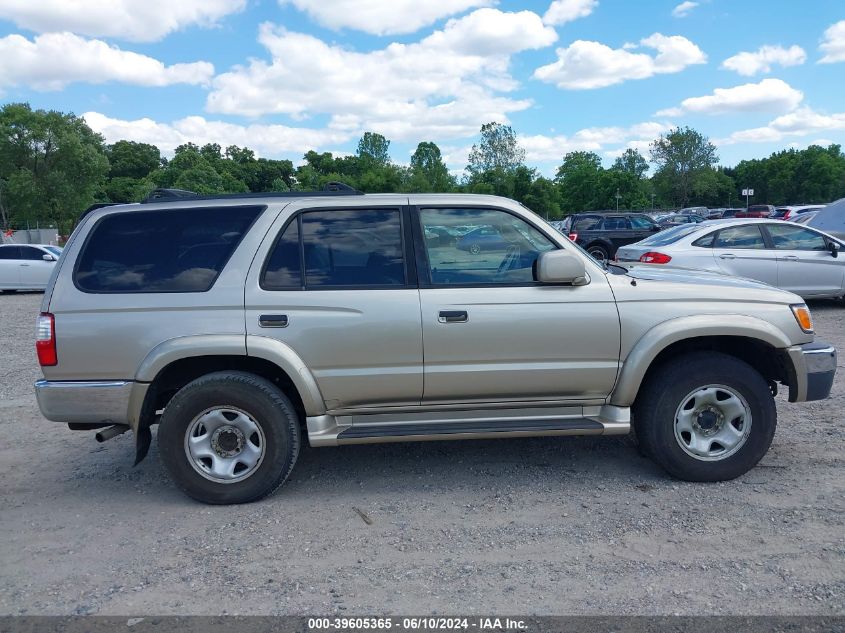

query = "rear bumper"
[35,379,135,425]
[786,341,837,402]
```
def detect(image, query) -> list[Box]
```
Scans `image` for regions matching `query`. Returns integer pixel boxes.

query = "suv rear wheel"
[157,371,300,504]
[586,244,609,263]
[634,352,776,481]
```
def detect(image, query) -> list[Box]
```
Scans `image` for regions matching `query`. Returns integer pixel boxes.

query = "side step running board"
[337,418,602,442]
[307,404,630,446]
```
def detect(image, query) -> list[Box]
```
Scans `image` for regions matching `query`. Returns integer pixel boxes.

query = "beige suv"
[35,186,836,504]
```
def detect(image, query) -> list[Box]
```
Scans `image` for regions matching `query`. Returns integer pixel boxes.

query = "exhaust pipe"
[95,424,130,443]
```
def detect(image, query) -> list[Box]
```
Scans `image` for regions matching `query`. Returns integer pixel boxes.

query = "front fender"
[610,314,794,407]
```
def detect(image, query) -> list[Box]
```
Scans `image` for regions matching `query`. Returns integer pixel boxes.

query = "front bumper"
[35,379,137,425]
[786,341,837,402]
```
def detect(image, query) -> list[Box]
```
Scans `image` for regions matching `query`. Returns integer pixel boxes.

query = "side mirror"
[651,225,661,232]
[535,250,589,286]
[42,254,55,262]
[830,242,840,258]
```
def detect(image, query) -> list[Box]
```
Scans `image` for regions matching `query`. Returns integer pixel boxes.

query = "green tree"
[0,103,109,232]
[612,148,649,179]
[357,132,391,167]
[555,151,602,212]
[409,141,455,191]
[466,122,525,177]
[106,140,161,179]
[650,126,718,206]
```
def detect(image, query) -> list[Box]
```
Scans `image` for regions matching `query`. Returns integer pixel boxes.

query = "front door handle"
[438,310,468,323]
[20,263,30,267]
[259,314,288,328]
[719,254,736,259]
[781,255,799,261]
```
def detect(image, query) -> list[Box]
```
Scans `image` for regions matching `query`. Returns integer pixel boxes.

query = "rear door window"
[0,246,21,260]
[714,225,766,249]
[74,206,262,293]
[302,209,405,288]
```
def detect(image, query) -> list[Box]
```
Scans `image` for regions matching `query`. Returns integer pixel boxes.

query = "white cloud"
[819,20,845,64]
[279,0,492,35]
[0,32,214,91]
[716,107,845,145]
[207,9,556,141]
[533,33,706,89]
[82,112,351,158]
[542,0,598,26]
[671,1,698,18]
[0,0,245,42]
[655,78,804,116]
[721,45,806,76]
[518,121,673,162]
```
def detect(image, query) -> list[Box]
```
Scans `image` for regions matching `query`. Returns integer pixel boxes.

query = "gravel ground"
[0,291,842,616]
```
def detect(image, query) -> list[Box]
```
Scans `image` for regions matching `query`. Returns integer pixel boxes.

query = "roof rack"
[140,181,362,204]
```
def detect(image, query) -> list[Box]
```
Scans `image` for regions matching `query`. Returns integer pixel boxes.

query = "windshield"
[635,223,702,246]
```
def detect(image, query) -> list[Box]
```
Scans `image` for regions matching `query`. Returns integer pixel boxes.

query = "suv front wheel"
[634,352,777,481]
[157,371,300,504]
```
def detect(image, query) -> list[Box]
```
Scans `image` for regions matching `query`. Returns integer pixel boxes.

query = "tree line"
[2,102,844,235]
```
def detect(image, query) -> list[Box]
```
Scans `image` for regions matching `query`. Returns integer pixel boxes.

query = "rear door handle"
[719,254,736,259]
[781,255,799,261]
[259,314,288,328]
[438,310,468,323]
[20,264,30,267]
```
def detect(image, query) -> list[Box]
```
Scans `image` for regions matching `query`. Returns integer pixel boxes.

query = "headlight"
[790,304,814,333]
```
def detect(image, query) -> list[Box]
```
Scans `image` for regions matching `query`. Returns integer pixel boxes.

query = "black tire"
[633,352,776,482]
[157,371,301,504]
[586,244,609,262]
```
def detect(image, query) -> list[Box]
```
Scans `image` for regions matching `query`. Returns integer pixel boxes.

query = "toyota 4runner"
[34,186,837,504]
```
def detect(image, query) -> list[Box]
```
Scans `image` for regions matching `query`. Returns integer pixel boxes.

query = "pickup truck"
[34,187,837,504]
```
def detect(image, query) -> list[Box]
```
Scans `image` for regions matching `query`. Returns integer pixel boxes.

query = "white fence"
[1,228,60,245]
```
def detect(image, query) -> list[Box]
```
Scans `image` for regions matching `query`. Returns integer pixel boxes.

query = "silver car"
[0,244,62,292]
[615,219,844,299]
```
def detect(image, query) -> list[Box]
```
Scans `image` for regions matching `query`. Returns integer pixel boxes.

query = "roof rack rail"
[139,181,363,204]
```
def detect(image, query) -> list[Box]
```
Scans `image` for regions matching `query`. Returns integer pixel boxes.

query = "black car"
[720,208,744,218]
[561,212,661,262]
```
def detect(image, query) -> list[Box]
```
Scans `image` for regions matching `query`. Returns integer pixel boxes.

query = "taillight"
[783,211,791,220]
[568,232,578,241]
[639,252,672,264]
[36,312,57,366]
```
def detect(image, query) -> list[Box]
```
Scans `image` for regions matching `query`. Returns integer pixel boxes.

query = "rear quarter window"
[74,206,262,293]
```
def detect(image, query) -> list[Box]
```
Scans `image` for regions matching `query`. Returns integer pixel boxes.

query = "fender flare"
[134,333,326,417]
[610,314,792,407]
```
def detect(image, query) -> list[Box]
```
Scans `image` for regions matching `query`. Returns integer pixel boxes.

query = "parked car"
[615,219,844,299]
[736,204,775,218]
[34,187,835,504]
[805,197,844,241]
[560,212,661,262]
[793,210,821,226]
[657,213,706,228]
[456,226,512,253]
[705,208,725,219]
[720,208,745,218]
[773,205,826,220]
[0,244,62,292]
[679,206,709,217]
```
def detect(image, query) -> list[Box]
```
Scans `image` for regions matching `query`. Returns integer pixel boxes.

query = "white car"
[0,244,63,292]
[615,219,844,299]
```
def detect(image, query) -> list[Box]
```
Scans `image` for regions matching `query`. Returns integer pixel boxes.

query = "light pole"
[615,189,622,211]
[651,193,656,211]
